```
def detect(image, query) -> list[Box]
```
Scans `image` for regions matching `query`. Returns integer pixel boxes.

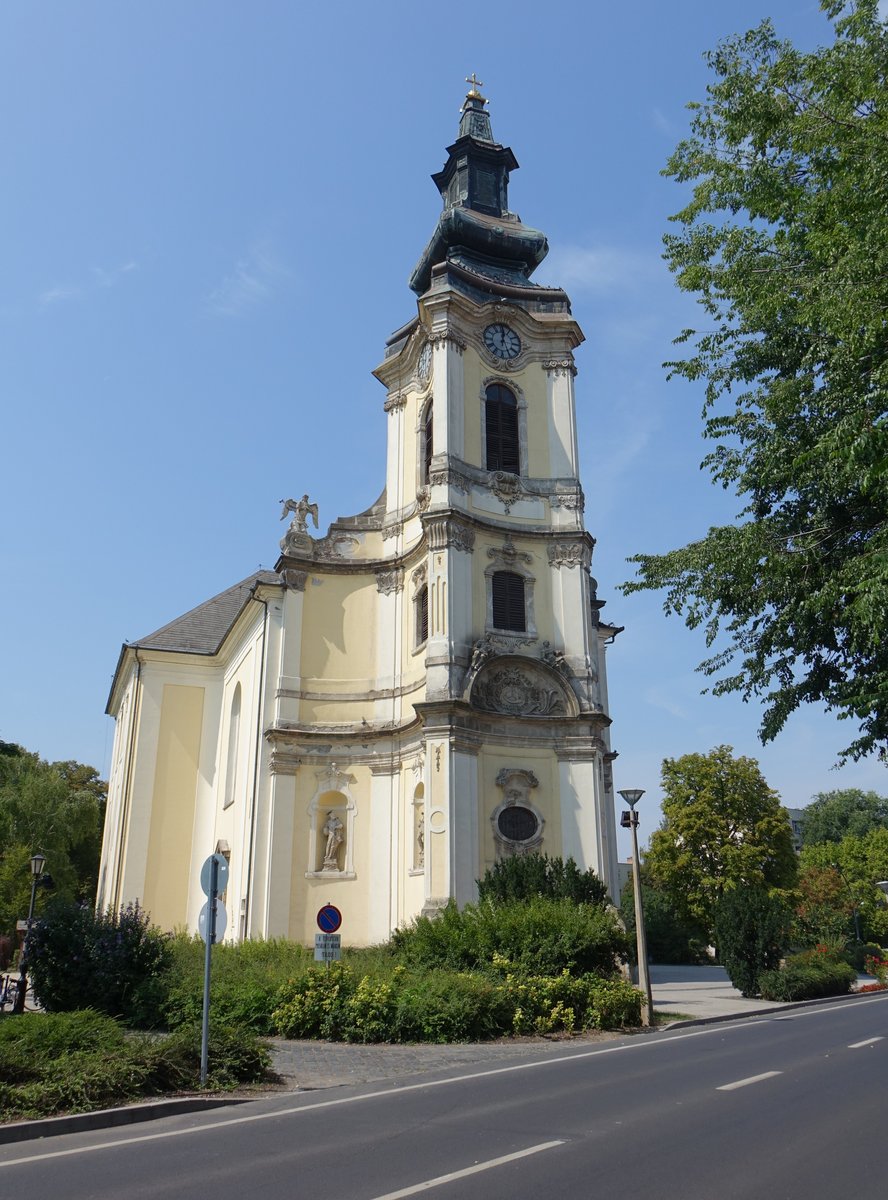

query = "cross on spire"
[465,73,487,102]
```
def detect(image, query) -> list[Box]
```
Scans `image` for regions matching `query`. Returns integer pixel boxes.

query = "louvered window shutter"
[417,586,429,644]
[485,385,520,474]
[423,403,433,482]
[491,571,526,632]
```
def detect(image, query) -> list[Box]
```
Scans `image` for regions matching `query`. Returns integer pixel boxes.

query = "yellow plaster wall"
[462,355,551,477]
[142,684,204,930]
[300,575,377,681]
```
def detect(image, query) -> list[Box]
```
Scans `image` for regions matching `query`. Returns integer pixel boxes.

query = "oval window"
[497,805,539,843]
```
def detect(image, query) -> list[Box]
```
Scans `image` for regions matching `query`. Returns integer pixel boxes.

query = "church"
[97,81,624,946]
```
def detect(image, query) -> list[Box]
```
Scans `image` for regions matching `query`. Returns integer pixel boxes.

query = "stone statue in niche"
[322,811,344,871]
[416,807,425,869]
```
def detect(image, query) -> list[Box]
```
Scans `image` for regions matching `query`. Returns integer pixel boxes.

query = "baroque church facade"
[98,83,623,945]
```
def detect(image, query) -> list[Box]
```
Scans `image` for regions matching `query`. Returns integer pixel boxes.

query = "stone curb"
[0,1096,248,1146]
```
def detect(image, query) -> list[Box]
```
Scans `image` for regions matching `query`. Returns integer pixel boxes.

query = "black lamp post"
[13,852,46,1015]
[619,789,654,1027]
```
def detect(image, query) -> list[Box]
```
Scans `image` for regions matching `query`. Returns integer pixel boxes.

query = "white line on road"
[848,1036,884,1049]
[2,994,885,1170]
[366,1141,565,1200]
[717,1071,782,1091]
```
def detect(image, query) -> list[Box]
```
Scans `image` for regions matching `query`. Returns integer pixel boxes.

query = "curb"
[659,987,884,1030]
[0,1096,249,1146]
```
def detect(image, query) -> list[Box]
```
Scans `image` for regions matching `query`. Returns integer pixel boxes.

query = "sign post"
[198,853,229,1086]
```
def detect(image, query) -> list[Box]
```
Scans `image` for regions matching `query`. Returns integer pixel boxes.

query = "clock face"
[484,323,521,360]
[418,342,432,382]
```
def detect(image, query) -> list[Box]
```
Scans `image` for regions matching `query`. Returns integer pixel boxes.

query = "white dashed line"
[717,1071,782,1091]
[848,1036,884,1049]
[368,1141,566,1200]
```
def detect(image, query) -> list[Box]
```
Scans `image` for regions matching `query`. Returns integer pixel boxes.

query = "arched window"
[491,571,526,632]
[222,683,242,810]
[485,384,520,474]
[421,400,433,484]
[415,584,429,646]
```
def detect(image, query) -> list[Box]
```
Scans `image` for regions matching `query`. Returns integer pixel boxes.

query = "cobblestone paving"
[269,1032,621,1090]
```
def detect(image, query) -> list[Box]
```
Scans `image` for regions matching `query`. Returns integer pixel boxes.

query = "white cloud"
[541,243,659,295]
[38,260,138,308]
[205,243,288,317]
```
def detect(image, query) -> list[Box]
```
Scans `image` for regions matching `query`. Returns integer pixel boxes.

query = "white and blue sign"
[316,903,342,934]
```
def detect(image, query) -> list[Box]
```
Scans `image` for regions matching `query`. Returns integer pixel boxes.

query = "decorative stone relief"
[425,517,475,552]
[471,662,569,717]
[382,523,401,541]
[487,539,533,570]
[383,392,407,413]
[429,331,467,353]
[468,633,496,676]
[540,641,569,674]
[547,541,590,570]
[489,471,524,513]
[376,569,404,595]
[492,768,544,857]
[542,356,577,377]
[280,569,307,591]
[416,486,431,512]
[411,562,427,592]
[551,488,585,512]
[428,466,471,494]
[314,535,361,559]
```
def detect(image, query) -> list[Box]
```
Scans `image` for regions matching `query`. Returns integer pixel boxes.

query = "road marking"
[366,1141,565,1200]
[848,1036,884,1049]
[717,1071,782,1091]
[2,995,886,1170]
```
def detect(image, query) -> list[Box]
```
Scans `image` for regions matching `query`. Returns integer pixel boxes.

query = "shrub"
[391,897,628,978]
[477,854,608,907]
[393,970,513,1042]
[27,901,171,1026]
[847,941,884,972]
[758,956,856,1001]
[864,954,888,985]
[713,886,792,998]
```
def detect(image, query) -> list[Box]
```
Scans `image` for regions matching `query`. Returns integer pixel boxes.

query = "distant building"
[786,807,806,853]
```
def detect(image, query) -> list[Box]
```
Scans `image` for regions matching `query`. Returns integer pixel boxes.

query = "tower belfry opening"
[99,86,622,943]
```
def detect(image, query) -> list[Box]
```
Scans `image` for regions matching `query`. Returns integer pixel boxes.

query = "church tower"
[98,82,622,945]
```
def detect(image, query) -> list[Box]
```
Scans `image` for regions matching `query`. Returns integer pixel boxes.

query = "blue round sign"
[317,904,342,933]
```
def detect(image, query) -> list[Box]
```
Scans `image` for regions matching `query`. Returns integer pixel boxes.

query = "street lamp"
[13,852,47,1015]
[618,789,654,1027]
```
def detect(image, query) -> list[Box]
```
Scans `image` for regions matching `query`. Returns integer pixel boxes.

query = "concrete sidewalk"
[650,963,792,1022]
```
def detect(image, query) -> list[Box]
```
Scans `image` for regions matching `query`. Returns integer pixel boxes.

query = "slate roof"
[132,570,282,656]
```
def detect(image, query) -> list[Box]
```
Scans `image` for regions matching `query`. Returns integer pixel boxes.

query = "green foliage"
[0,742,106,938]
[713,885,792,997]
[163,935,314,1034]
[794,864,856,947]
[800,828,888,943]
[477,853,609,907]
[619,877,710,964]
[0,1010,269,1120]
[758,953,857,1002]
[643,747,797,933]
[271,961,641,1043]
[621,1,888,763]
[801,789,888,845]
[391,897,628,978]
[27,901,172,1026]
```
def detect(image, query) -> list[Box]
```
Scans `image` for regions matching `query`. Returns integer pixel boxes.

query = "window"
[222,683,241,810]
[422,400,433,484]
[491,571,525,632]
[415,584,429,646]
[484,384,519,474]
[497,805,539,844]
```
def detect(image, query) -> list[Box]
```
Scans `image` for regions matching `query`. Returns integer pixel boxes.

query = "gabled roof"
[132,570,282,656]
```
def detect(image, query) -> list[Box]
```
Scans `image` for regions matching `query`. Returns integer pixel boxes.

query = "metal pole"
[13,874,40,1015]
[629,813,654,1027]
[200,855,218,1087]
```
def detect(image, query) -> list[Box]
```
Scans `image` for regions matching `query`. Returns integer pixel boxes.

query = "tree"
[800,788,888,844]
[800,827,888,943]
[476,853,608,907]
[644,746,797,934]
[0,741,106,938]
[713,885,792,997]
[622,1,888,763]
[619,874,709,964]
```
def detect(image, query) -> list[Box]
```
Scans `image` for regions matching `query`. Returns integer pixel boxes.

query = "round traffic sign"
[317,904,342,933]
[198,898,228,944]
[200,853,229,897]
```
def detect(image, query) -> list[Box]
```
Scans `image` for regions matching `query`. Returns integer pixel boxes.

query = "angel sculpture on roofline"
[280,494,319,534]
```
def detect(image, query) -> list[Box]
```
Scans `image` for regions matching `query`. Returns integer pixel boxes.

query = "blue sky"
[2,1,884,859]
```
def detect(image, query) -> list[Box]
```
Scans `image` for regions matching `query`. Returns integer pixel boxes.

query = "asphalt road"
[2,995,886,1200]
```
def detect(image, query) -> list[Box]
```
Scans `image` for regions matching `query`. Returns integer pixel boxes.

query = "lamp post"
[618,789,654,1027]
[13,852,46,1015]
